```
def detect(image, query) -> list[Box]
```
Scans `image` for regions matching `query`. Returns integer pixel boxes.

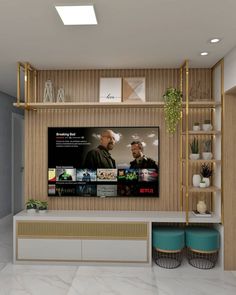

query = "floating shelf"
[181,131,221,135]
[13,100,221,110]
[182,159,221,164]
[187,186,221,193]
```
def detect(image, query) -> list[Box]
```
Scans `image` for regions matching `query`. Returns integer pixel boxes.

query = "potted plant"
[202,139,213,160]
[163,87,182,134]
[37,201,48,213]
[25,199,37,213]
[202,119,212,131]
[193,122,200,131]
[189,137,200,160]
[200,163,213,187]
[199,179,206,188]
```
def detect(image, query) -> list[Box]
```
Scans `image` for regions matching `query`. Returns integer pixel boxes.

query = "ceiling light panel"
[55,5,97,25]
[200,52,209,56]
[210,38,220,43]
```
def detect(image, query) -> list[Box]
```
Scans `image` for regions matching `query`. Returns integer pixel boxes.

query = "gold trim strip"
[155,247,182,253]
[189,247,218,254]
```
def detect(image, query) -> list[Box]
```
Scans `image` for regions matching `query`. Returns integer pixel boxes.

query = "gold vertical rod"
[185,60,189,225]
[179,67,183,211]
[34,70,37,103]
[17,62,21,106]
[220,59,224,224]
[24,63,28,105]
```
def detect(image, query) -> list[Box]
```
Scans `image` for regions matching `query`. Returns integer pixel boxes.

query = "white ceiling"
[1,0,236,97]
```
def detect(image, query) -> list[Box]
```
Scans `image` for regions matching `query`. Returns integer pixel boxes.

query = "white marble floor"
[0,217,236,295]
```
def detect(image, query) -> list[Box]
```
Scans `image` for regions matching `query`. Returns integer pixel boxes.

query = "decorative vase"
[193,125,200,131]
[43,80,54,102]
[202,152,213,160]
[192,174,201,187]
[202,177,210,187]
[197,200,207,214]
[190,153,200,160]
[202,123,212,131]
[26,208,36,213]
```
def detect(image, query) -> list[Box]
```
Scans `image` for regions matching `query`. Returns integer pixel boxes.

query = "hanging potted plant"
[163,87,182,134]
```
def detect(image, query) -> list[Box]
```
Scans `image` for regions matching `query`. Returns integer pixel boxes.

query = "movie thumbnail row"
[48,168,158,182]
[48,183,158,197]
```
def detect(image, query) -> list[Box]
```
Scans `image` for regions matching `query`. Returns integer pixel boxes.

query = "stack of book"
[192,210,212,217]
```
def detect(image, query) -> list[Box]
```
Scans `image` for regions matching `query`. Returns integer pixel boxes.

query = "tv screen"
[48,127,159,197]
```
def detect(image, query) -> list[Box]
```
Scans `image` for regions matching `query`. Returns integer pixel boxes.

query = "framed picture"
[123,77,146,102]
[99,78,122,103]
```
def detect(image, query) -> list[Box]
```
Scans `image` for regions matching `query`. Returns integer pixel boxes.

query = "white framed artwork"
[99,78,122,103]
[123,77,146,102]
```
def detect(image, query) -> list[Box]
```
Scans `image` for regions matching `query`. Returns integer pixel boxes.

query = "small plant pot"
[193,125,200,131]
[202,152,213,160]
[199,182,206,188]
[190,153,200,160]
[38,209,48,214]
[202,124,212,131]
[26,208,37,213]
[202,177,210,187]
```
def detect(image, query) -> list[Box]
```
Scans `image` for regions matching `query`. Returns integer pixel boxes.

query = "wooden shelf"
[183,101,221,108]
[13,100,221,110]
[13,101,165,110]
[182,159,221,164]
[187,186,221,193]
[181,131,221,135]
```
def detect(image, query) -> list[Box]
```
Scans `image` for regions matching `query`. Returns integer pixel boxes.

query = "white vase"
[190,153,200,160]
[197,200,207,214]
[202,123,212,131]
[27,208,36,213]
[193,174,201,187]
[202,177,210,187]
[202,152,213,160]
[193,125,200,131]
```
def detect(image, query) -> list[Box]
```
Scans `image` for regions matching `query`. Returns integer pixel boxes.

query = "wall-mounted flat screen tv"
[48,127,159,197]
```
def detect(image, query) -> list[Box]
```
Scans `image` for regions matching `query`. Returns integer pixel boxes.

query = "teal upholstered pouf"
[185,227,220,252]
[152,227,185,251]
[185,227,220,269]
[152,227,185,268]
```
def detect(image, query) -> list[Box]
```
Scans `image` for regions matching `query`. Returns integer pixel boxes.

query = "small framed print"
[123,77,146,102]
[99,78,122,103]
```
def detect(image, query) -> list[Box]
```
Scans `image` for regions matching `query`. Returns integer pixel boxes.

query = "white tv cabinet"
[13,210,219,266]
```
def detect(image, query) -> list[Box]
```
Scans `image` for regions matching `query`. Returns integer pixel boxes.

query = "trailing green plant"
[190,137,199,154]
[25,199,38,210]
[202,140,211,152]
[163,87,182,134]
[200,163,213,178]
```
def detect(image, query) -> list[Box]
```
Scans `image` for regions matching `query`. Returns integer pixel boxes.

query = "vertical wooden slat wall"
[25,68,211,211]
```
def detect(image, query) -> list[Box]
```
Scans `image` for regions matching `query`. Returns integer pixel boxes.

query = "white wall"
[0,91,23,219]
[224,45,236,92]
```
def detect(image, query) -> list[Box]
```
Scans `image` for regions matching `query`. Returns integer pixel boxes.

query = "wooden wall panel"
[223,92,236,270]
[25,68,211,211]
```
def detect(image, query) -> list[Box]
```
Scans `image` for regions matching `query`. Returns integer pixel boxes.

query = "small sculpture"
[43,80,54,102]
[57,88,65,102]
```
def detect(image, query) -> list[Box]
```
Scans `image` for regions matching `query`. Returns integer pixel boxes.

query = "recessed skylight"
[210,38,220,44]
[55,5,97,25]
[200,52,209,56]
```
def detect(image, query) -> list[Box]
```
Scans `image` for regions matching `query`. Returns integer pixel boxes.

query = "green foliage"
[202,140,211,152]
[163,87,182,134]
[38,201,48,210]
[200,163,213,178]
[25,199,38,209]
[190,137,199,154]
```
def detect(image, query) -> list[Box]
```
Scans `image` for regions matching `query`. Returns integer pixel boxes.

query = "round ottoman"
[185,227,220,269]
[152,227,185,268]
